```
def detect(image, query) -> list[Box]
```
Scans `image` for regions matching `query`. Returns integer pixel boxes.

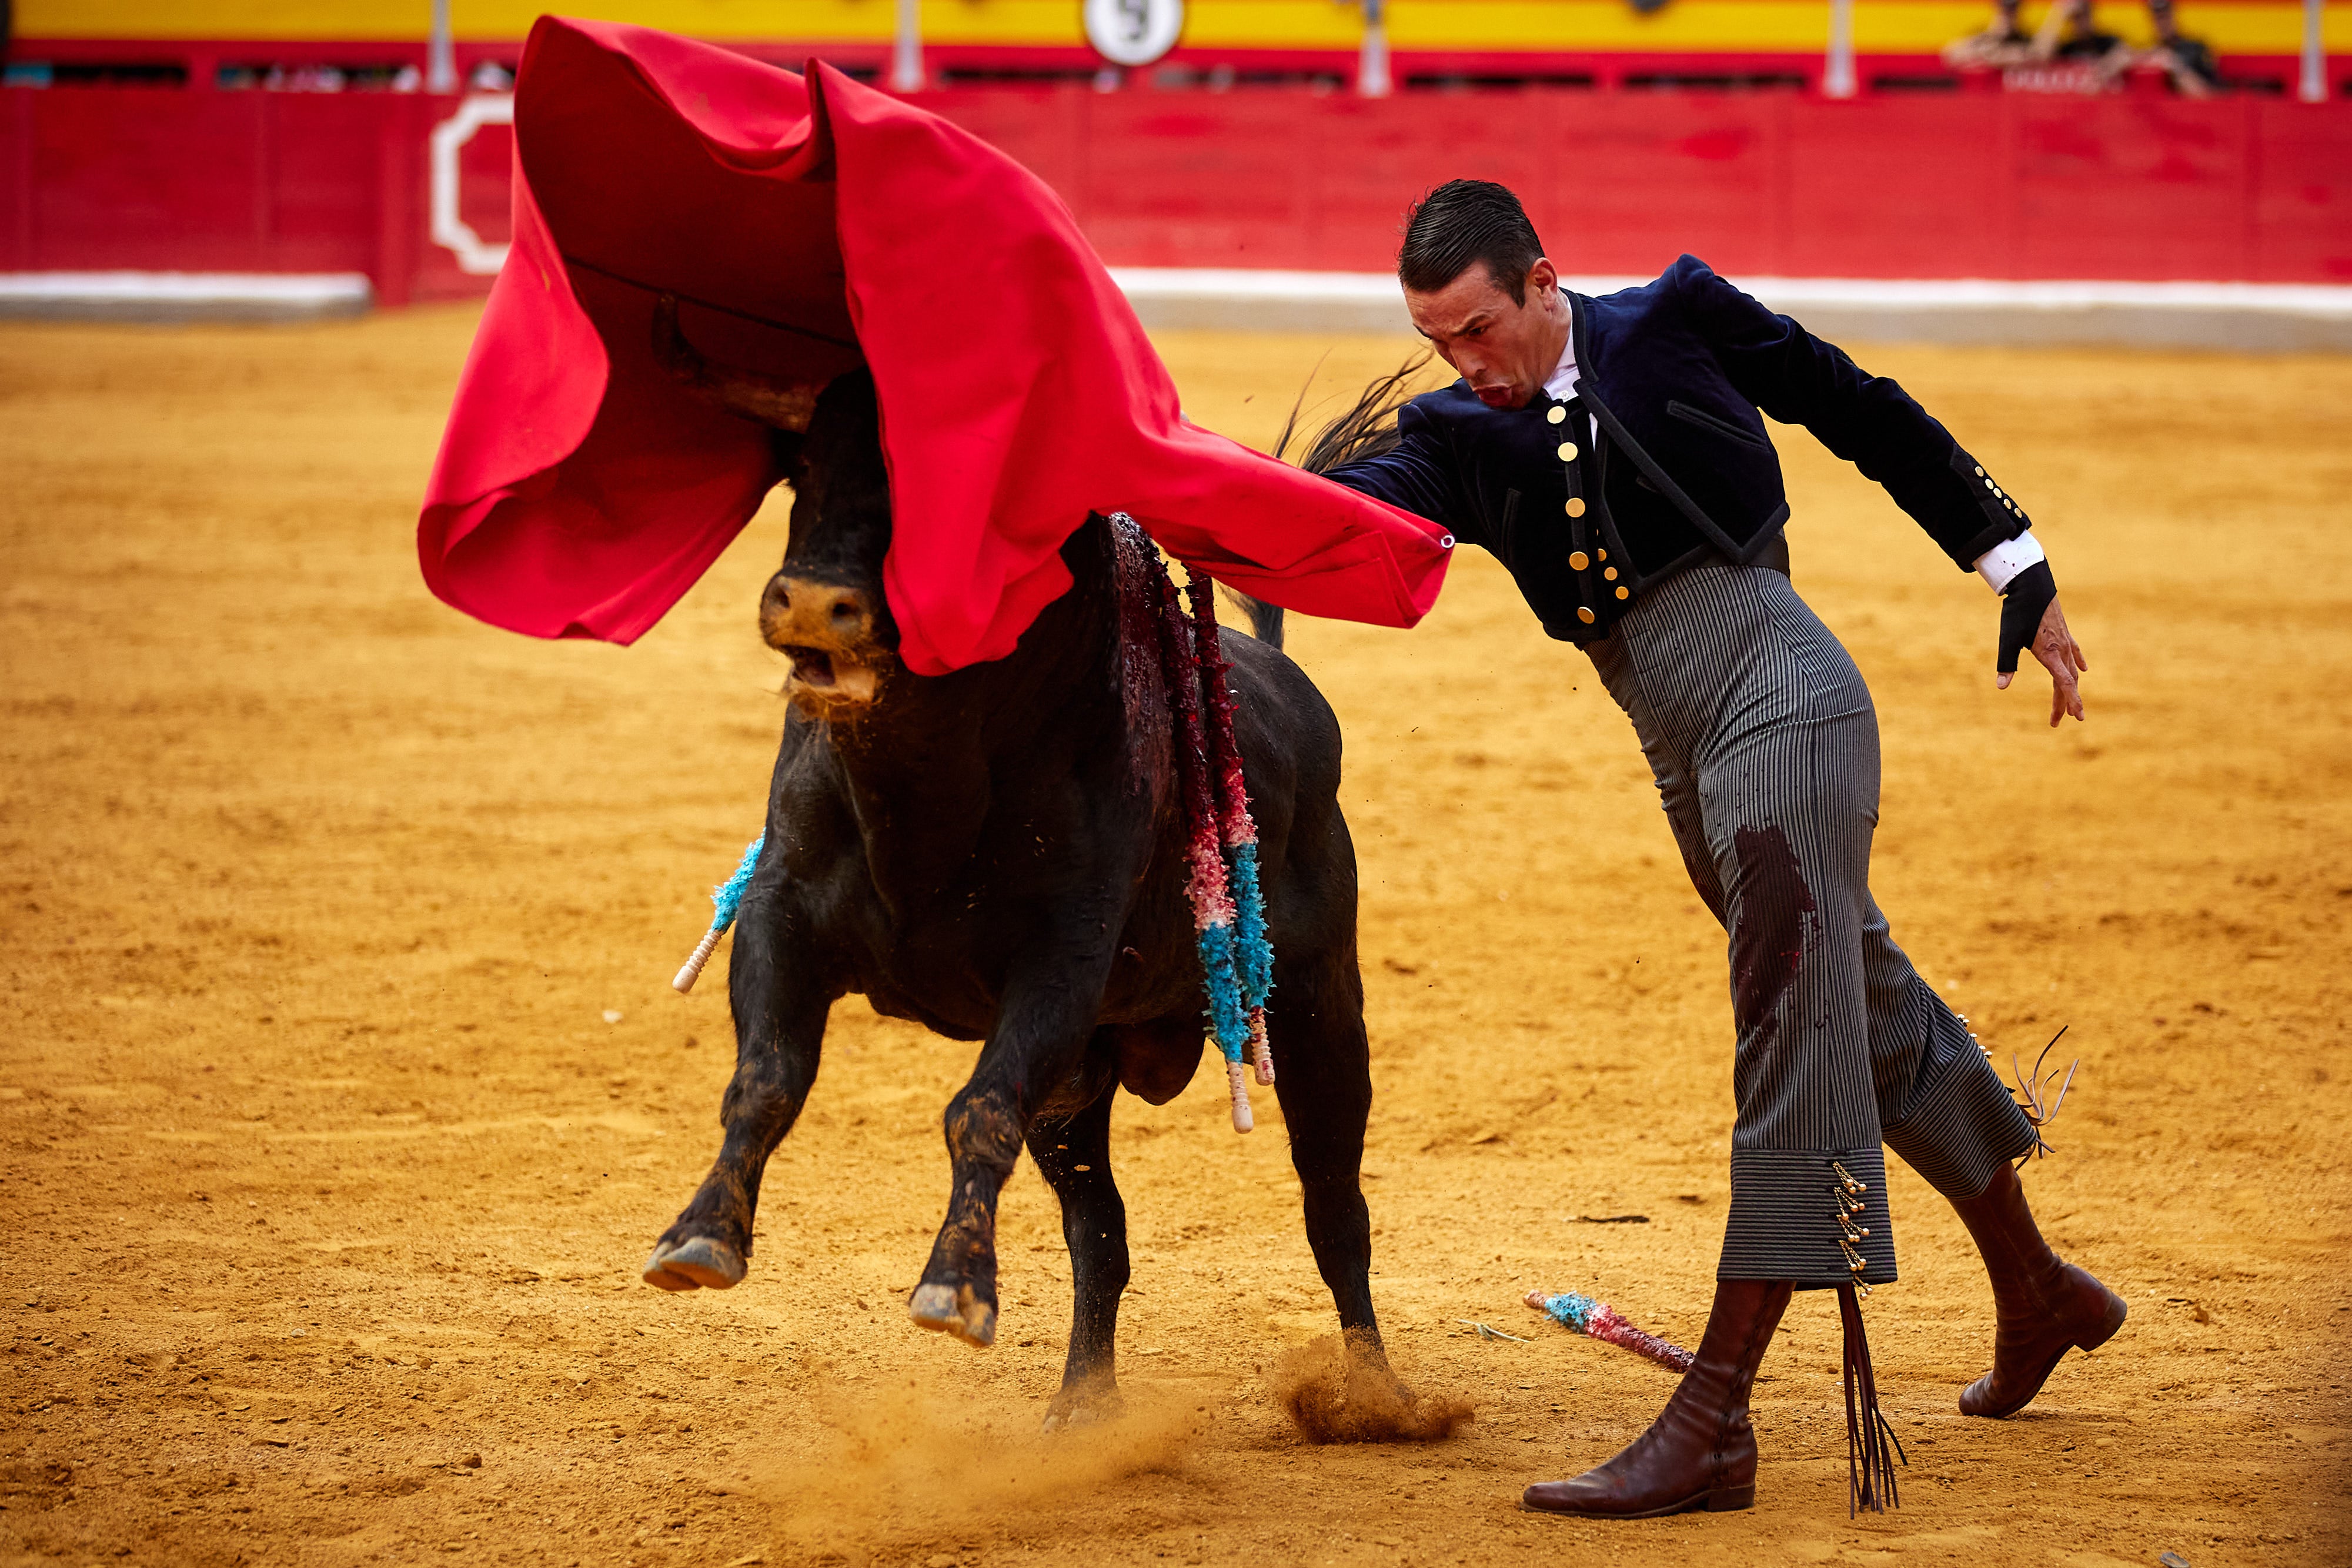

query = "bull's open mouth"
[783,646,836,687]
[771,637,885,707]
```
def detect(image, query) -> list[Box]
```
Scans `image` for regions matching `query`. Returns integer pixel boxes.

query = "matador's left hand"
[1996,582,2088,727]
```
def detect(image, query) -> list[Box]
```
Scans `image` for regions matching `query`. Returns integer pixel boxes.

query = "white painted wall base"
[1111,268,2352,353]
[0,273,375,323]
[4,268,2344,352]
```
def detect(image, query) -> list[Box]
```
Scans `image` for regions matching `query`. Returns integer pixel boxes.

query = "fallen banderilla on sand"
[1524,1289,1695,1374]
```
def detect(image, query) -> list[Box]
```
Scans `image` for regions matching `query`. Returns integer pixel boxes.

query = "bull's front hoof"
[908,1282,997,1348]
[641,1236,747,1292]
[1040,1380,1125,1434]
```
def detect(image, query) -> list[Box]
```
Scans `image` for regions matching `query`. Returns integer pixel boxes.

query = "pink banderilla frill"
[1143,548,1255,1132]
[1524,1290,1695,1375]
[1181,573,1274,1087]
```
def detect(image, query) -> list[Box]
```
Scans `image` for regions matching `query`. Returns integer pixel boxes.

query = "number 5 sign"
[1084,0,1184,67]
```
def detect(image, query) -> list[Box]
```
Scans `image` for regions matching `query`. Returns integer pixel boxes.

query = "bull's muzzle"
[761,574,890,710]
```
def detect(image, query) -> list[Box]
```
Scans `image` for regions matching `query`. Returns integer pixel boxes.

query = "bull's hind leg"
[1024,1072,1131,1431]
[1268,948,1383,1353]
[642,891,830,1291]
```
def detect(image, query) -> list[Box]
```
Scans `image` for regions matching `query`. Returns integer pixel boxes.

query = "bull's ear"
[652,294,824,433]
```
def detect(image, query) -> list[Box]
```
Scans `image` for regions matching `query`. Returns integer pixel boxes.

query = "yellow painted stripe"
[19,0,2343,54]
[1979,0,2351,48]
[443,0,1029,47]
[1388,1,1834,49]
[1178,1,1367,48]
[1386,0,2348,51]
[19,1,422,42]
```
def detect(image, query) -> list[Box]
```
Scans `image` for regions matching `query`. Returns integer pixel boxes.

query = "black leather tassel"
[1838,1282,1906,1516]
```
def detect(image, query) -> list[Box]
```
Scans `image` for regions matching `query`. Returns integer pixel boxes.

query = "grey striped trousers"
[1586,561,2037,1288]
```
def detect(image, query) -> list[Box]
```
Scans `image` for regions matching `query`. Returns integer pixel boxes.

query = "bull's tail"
[1272,349,1434,476]
[1218,587,1286,651]
[1214,350,1430,658]
[1231,351,1436,654]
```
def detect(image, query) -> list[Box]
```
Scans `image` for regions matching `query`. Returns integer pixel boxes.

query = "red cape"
[417,17,1452,676]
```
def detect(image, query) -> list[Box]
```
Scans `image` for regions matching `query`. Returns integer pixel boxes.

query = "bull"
[636,301,1396,1429]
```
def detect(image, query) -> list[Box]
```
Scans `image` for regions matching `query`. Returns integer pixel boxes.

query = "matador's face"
[1403,258,1571,413]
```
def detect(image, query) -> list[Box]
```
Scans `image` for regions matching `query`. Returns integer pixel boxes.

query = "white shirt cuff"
[1973,531,2045,594]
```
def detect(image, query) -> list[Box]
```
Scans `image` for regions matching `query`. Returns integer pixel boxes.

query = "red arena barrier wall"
[935,86,2352,280]
[4,79,2350,296]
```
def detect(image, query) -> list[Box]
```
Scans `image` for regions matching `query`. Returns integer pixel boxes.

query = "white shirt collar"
[1541,306,1579,403]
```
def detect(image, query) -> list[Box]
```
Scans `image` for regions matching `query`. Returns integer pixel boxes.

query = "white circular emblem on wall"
[1085,0,1184,66]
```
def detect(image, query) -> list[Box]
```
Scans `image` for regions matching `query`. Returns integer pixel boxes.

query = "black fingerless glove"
[1997,560,2056,675]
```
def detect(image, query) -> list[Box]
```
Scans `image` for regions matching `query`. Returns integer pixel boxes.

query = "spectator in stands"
[2143,0,2225,93]
[1941,0,2041,70]
[1944,0,2221,93]
[2047,0,2129,66]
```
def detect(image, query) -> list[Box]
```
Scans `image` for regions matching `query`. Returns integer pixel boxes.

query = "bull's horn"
[651,293,822,432]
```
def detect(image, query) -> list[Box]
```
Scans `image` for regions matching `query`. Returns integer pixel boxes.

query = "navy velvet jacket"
[1324,255,2034,644]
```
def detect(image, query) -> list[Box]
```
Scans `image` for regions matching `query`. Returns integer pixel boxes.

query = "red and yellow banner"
[22,0,2343,55]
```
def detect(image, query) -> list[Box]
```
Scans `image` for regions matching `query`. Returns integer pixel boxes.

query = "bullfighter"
[1311,178,2125,1519]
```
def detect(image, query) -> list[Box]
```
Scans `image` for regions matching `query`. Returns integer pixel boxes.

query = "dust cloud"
[1271,1329,1475,1443]
[753,1369,1209,1558]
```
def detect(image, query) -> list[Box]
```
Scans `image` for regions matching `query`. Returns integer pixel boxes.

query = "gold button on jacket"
[1565,497,1586,518]
[1556,442,1578,462]
[1576,606,1596,624]
[1546,405,1566,425]
[1568,550,1590,571]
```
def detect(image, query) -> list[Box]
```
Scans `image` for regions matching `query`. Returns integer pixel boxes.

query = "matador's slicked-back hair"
[1396,179,1545,306]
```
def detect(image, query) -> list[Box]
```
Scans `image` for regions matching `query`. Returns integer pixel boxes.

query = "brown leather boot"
[1522,1278,1792,1519]
[1950,1162,2126,1417]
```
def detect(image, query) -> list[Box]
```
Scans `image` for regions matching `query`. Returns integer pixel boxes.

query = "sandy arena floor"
[2,310,2348,1568]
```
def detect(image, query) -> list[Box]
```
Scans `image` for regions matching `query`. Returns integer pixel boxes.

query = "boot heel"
[2076,1288,2127,1352]
[1705,1485,1755,1513]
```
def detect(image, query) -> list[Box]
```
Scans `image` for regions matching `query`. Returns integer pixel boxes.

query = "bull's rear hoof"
[641,1236,746,1292]
[908,1282,997,1348]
